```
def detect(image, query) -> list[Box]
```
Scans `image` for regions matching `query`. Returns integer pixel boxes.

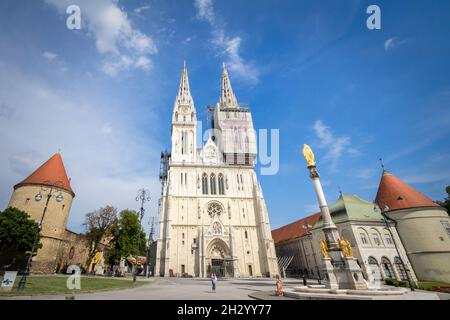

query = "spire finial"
[220,62,238,108]
[176,61,192,106]
[379,157,385,170]
[338,186,343,197]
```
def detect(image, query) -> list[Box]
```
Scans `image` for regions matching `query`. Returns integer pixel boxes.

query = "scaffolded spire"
[176,60,193,106]
[220,62,238,108]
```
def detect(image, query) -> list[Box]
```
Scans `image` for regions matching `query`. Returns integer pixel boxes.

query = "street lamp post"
[18,185,64,290]
[133,189,150,282]
[375,204,415,291]
[302,222,322,284]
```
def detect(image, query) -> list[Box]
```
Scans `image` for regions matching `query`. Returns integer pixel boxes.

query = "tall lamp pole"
[375,204,415,291]
[18,183,64,290]
[133,189,150,282]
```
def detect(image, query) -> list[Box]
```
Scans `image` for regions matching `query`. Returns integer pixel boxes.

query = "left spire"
[176,61,193,106]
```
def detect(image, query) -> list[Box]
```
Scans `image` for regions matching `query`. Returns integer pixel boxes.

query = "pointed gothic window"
[210,173,217,195]
[181,131,185,155]
[191,112,194,122]
[218,174,225,195]
[175,112,178,122]
[202,173,208,194]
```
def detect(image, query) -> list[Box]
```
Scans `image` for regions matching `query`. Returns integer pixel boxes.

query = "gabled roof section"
[271,213,321,244]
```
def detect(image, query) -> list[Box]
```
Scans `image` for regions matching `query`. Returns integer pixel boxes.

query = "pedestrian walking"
[211,272,217,292]
[275,274,284,296]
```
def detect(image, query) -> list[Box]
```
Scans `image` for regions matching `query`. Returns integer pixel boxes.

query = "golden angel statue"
[320,240,329,258]
[339,239,353,257]
[302,144,316,167]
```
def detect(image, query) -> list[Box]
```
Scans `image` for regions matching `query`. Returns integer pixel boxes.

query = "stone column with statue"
[302,144,367,290]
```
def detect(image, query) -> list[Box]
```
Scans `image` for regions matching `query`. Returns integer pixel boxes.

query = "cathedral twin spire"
[176,61,193,106]
[220,62,239,109]
[175,62,239,110]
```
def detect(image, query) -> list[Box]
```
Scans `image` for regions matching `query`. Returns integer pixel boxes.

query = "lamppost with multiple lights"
[133,189,150,282]
[17,183,64,290]
[302,222,322,284]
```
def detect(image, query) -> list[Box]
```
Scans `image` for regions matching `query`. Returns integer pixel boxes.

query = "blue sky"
[0,0,449,234]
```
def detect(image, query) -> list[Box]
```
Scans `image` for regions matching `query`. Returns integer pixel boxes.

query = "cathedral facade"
[155,63,279,278]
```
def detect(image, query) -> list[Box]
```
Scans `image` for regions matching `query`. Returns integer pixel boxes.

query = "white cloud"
[312,120,356,170]
[0,63,161,232]
[384,37,397,51]
[135,56,152,71]
[194,0,259,84]
[134,5,151,14]
[45,0,157,76]
[43,51,57,61]
[194,0,215,24]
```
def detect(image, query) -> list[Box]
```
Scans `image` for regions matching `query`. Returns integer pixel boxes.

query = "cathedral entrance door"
[211,259,225,278]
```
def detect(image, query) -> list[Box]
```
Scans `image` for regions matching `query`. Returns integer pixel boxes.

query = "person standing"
[275,275,284,296]
[211,272,218,292]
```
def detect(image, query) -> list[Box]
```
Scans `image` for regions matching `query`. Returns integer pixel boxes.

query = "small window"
[360,233,368,245]
[441,221,450,238]
[25,198,30,205]
[193,238,197,244]
[245,231,248,239]
[372,233,381,246]
[182,241,185,245]
[182,233,185,239]
[385,234,393,245]
[62,204,65,211]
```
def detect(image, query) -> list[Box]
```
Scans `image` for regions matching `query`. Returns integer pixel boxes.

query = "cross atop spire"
[176,61,193,106]
[220,63,238,108]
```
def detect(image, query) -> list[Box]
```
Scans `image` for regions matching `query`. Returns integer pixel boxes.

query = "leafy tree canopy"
[0,207,41,253]
[105,209,146,265]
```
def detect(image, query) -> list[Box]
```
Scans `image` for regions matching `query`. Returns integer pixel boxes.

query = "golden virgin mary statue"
[302,144,316,167]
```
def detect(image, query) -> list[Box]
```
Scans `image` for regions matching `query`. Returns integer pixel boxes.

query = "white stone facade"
[155,63,279,278]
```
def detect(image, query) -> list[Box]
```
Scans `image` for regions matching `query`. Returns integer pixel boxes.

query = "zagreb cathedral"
[155,63,279,278]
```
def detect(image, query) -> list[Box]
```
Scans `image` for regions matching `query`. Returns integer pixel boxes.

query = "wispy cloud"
[0,62,161,232]
[43,51,57,61]
[46,0,157,76]
[194,0,259,84]
[134,5,151,15]
[384,37,397,51]
[312,120,357,170]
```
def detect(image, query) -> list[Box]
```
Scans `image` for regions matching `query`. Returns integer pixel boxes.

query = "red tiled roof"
[14,153,75,197]
[375,170,438,212]
[271,212,321,244]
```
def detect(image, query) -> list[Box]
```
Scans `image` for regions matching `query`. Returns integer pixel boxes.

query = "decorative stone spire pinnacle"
[220,63,238,108]
[176,61,193,106]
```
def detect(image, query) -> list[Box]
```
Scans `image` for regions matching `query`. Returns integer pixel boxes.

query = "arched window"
[394,257,408,280]
[202,173,208,194]
[370,228,383,246]
[175,112,178,122]
[245,230,248,239]
[381,257,394,278]
[218,174,225,195]
[191,112,194,122]
[210,173,217,195]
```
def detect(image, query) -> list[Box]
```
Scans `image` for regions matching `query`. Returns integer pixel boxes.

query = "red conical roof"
[14,153,75,197]
[375,170,438,212]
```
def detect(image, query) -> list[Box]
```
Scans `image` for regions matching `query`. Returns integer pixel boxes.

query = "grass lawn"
[0,275,146,297]
[418,281,450,291]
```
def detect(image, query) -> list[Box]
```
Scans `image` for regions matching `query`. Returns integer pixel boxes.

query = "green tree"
[105,209,146,265]
[437,186,450,215]
[83,205,118,264]
[0,207,41,253]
